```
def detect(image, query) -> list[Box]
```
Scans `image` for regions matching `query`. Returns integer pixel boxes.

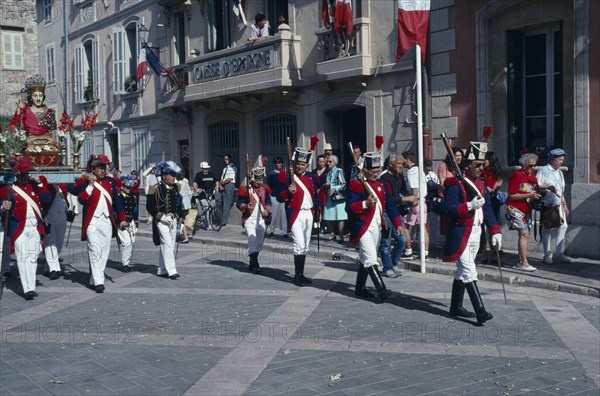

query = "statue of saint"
[22,74,60,166]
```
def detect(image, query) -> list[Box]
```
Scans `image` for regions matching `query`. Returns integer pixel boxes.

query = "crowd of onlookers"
[138,144,571,276]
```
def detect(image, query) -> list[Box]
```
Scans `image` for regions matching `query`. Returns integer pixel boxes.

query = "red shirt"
[506,169,538,214]
[482,168,499,191]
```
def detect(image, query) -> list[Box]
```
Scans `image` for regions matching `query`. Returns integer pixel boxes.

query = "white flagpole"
[416,44,426,273]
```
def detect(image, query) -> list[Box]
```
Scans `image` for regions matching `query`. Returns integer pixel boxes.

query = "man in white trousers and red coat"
[76,154,127,293]
[0,156,51,300]
[346,147,404,300]
[443,141,502,325]
[236,165,272,274]
[146,161,187,280]
[278,139,321,286]
[39,176,72,280]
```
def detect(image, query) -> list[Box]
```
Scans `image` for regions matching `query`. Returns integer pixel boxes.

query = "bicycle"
[192,191,223,235]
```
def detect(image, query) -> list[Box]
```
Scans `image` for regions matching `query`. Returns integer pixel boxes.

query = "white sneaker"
[403,249,413,257]
[383,269,398,278]
[543,255,554,265]
[555,254,572,263]
[515,263,537,272]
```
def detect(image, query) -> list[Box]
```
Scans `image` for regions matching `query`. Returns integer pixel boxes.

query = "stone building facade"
[0,0,39,116]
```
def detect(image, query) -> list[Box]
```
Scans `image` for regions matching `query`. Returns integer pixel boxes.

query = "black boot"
[355,264,374,298]
[249,253,261,274]
[293,255,303,286]
[449,279,475,318]
[367,266,392,300]
[465,281,493,325]
[299,255,311,284]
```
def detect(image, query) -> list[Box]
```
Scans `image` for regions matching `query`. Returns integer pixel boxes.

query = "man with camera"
[378,154,417,277]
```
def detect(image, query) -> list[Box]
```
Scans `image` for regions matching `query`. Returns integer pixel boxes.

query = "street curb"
[89,224,600,298]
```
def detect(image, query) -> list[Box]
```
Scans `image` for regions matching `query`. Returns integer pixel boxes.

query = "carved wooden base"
[25,134,60,167]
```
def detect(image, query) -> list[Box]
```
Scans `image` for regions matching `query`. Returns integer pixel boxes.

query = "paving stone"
[1,231,598,395]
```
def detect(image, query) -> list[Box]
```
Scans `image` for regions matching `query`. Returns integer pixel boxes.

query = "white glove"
[491,234,502,250]
[467,197,485,211]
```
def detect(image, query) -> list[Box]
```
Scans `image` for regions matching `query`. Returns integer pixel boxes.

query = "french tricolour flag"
[396,0,431,62]
[136,48,148,82]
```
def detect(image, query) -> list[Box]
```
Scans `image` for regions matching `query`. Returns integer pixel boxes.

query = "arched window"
[113,18,142,94]
[74,34,99,103]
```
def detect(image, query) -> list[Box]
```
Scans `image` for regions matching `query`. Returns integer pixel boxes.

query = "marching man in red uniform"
[0,156,51,300]
[278,141,321,286]
[236,165,272,274]
[443,142,502,325]
[346,146,403,300]
[77,154,127,293]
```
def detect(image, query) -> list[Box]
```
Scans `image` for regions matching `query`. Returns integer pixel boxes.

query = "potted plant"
[84,76,94,101]
[124,75,137,93]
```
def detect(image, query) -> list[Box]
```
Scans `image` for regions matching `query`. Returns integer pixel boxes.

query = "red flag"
[136,48,148,81]
[396,0,431,63]
[334,0,353,36]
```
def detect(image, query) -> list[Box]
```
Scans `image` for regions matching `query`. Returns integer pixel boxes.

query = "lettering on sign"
[193,47,274,83]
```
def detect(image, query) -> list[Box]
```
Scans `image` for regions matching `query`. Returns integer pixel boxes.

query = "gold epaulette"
[147,184,159,195]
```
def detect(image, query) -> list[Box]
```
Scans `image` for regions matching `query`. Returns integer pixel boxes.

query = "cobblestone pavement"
[1,222,599,395]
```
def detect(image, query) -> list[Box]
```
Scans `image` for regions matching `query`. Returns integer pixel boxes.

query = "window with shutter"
[74,44,84,102]
[113,28,125,93]
[2,31,24,70]
[45,43,56,84]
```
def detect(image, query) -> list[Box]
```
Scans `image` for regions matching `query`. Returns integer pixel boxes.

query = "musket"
[286,137,296,190]
[441,133,506,302]
[348,142,387,231]
[440,133,481,199]
[247,153,267,226]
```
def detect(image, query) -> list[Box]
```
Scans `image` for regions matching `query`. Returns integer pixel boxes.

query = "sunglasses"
[473,163,484,168]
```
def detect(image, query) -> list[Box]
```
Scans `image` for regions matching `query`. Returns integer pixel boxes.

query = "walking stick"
[495,247,508,305]
[65,220,73,247]
[175,220,180,259]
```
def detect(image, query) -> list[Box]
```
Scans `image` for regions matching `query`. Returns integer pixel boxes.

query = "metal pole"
[416,44,426,273]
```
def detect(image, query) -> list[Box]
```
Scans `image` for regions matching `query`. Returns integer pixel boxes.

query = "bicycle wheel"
[210,206,222,231]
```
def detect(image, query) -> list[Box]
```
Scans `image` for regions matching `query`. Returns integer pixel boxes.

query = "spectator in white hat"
[537,148,571,264]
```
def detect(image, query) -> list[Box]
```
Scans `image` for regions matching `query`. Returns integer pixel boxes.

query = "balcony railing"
[314,18,371,80]
[160,27,301,106]
[316,18,369,62]
[317,27,358,61]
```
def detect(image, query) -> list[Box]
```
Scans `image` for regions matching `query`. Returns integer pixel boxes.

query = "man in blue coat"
[443,142,502,325]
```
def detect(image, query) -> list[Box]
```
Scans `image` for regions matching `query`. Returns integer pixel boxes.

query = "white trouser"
[268,199,287,234]
[44,217,67,272]
[291,209,313,255]
[15,222,42,293]
[157,217,178,276]
[118,223,137,267]
[245,208,266,255]
[543,205,568,257]
[454,225,481,283]
[87,215,113,286]
[359,220,382,268]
